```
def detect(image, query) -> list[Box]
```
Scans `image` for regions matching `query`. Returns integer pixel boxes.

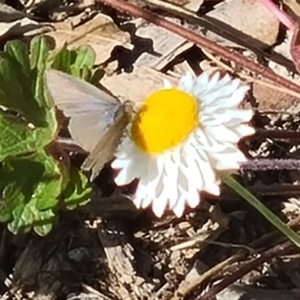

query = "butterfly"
[45,70,131,180]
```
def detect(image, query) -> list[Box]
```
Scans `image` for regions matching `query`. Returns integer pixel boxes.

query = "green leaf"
[74,45,95,70]
[50,44,96,81]
[0,150,63,234]
[9,204,34,233]
[63,167,91,210]
[0,38,52,127]
[0,37,58,162]
[50,44,73,73]
[8,204,55,236]
[30,36,49,73]
[0,36,100,236]
[33,210,55,236]
[90,68,105,85]
[30,36,52,109]
[70,45,96,80]
[0,53,41,125]
[4,40,30,73]
[0,110,57,161]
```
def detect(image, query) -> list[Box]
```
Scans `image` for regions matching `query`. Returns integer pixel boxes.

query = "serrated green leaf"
[8,204,54,236]
[90,68,105,85]
[69,46,96,80]
[33,210,55,236]
[4,40,30,73]
[30,36,51,109]
[50,44,96,81]
[50,45,72,73]
[0,37,58,161]
[8,203,34,234]
[63,167,91,210]
[0,37,99,237]
[74,45,95,69]
[0,109,57,161]
[0,53,43,125]
[0,150,63,233]
[34,152,63,211]
[0,37,55,129]
[30,36,49,72]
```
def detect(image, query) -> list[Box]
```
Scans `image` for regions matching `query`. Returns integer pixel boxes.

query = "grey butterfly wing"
[45,70,122,153]
[82,109,129,180]
[67,108,123,153]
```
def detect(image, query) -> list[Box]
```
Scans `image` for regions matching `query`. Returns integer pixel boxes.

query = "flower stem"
[222,175,300,248]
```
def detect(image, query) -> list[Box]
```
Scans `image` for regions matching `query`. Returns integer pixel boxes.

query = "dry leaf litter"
[2,0,300,300]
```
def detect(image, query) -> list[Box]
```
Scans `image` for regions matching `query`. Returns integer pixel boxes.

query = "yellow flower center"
[131,88,198,154]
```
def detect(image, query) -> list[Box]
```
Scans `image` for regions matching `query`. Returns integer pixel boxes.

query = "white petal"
[201,109,253,126]
[152,194,168,217]
[114,166,135,185]
[178,73,194,92]
[204,181,220,196]
[228,86,250,108]
[140,195,153,209]
[111,158,130,169]
[182,142,204,192]
[209,147,247,170]
[204,126,241,143]
[172,191,186,217]
[229,124,255,137]
[134,184,148,208]
[193,72,210,94]
[215,160,240,170]
[163,79,172,89]
[198,79,238,104]
[185,189,200,208]
[214,74,231,88]
[193,75,208,96]
[113,149,148,185]
[206,72,220,90]
[133,182,148,208]
[163,152,179,208]
[193,129,228,152]
[155,176,172,214]
[225,109,253,123]
[193,151,220,195]
[154,177,164,200]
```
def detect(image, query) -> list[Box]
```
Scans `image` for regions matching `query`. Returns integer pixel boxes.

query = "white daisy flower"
[111,72,254,218]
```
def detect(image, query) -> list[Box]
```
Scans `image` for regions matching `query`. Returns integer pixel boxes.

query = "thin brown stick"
[97,0,300,95]
[197,241,294,300]
[255,129,300,139]
[174,216,300,299]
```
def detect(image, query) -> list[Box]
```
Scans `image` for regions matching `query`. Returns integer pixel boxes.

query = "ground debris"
[2,0,300,299]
